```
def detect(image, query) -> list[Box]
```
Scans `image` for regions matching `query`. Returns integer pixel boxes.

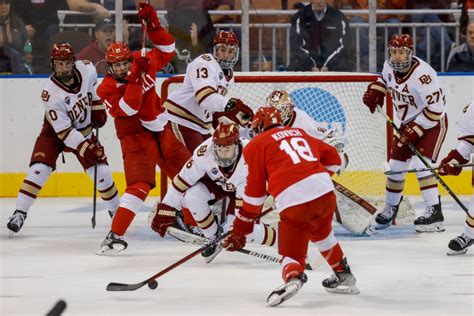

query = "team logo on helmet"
[387,34,413,71]
[213,31,239,70]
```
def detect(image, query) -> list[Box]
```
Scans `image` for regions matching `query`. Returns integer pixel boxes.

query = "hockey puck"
[148,280,158,290]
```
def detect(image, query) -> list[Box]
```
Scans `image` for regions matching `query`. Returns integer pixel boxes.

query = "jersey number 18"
[279,137,318,164]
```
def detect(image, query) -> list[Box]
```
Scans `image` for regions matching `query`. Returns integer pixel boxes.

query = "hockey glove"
[363,81,387,113]
[151,203,176,237]
[224,209,255,251]
[397,121,424,148]
[125,57,150,84]
[438,149,468,176]
[137,2,161,30]
[77,139,106,165]
[225,98,254,127]
[91,103,107,128]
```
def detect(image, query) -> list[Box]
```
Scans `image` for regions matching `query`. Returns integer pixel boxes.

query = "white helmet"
[266,90,294,123]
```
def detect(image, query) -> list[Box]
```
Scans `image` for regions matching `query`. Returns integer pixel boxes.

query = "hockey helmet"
[266,90,294,123]
[213,30,239,70]
[388,34,413,71]
[251,107,282,135]
[50,43,75,81]
[106,41,132,79]
[213,122,240,168]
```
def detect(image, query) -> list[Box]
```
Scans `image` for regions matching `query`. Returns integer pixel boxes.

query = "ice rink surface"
[1,196,473,316]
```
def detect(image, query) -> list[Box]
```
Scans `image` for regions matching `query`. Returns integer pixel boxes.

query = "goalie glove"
[363,81,387,113]
[438,149,469,176]
[224,98,254,127]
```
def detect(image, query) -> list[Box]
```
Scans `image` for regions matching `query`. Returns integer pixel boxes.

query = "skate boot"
[201,226,223,264]
[267,272,308,307]
[7,210,27,234]
[173,210,204,237]
[375,198,402,229]
[96,231,128,255]
[322,258,360,294]
[414,200,444,232]
[447,233,473,255]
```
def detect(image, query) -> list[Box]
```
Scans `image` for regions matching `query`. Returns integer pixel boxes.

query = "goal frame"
[159,74,394,197]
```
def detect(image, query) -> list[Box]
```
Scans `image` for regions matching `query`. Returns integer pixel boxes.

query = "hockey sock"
[111,207,136,236]
[15,163,52,213]
[111,184,149,236]
[247,222,277,247]
[281,257,304,282]
[86,164,119,212]
[313,229,344,272]
[195,211,218,238]
[416,174,439,206]
[182,208,198,226]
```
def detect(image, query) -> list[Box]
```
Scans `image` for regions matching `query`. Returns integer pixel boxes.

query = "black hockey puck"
[148,280,158,290]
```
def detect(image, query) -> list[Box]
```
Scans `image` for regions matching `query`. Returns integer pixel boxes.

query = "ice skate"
[414,201,444,232]
[7,210,27,234]
[322,258,359,294]
[375,203,400,229]
[201,226,223,264]
[447,233,473,255]
[172,210,204,237]
[96,231,128,255]
[267,273,307,307]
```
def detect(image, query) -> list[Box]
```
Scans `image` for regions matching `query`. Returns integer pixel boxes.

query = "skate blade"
[324,284,360,295]
[447,248,468,256]
[8,229,17,237]
[267,282,301,307]
[375,222,391,230]
[167,227,207,245]
[415,223,445,233]
[204,243,224,264]
[96,244,126,256]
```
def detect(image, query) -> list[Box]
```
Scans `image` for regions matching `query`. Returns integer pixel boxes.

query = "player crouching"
[150,122,276,262]
[224,107,359,307]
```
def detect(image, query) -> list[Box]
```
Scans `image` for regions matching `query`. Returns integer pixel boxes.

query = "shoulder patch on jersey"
[418,74,432,85]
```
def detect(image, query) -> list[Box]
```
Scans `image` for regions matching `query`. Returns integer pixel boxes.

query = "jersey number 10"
[279,137,318,164]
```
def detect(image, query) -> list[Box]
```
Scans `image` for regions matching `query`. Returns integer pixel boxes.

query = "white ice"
[1,196,473,316]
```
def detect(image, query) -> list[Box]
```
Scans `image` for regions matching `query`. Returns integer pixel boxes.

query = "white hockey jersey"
[164,53,234,134]
[41,60,101,150]
[163,137,249,209]
[456,101,474,160]
[287,108,331,140]
[379,56,446,129]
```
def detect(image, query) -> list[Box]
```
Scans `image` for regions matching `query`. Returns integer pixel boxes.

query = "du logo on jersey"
[290,88,346,134]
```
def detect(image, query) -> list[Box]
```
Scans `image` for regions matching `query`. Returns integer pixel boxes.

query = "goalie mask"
[106,41,132,81]
[387,34,413,72]
[213,122,240,168]
[50,43,75,82]
[251,107,282,135]
[266,90,294,123]
[213,30,239,70]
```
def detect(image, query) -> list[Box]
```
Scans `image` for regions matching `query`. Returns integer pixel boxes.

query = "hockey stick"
[106,207,274,291]
[376,106,469,213]
[140,0,151,57]
[384,162,474,175]
[91,125,99,229]
[332,180,377,215]
[167,227,313,270]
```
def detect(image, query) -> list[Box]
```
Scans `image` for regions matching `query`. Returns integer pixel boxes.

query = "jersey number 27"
[279,137,318,164]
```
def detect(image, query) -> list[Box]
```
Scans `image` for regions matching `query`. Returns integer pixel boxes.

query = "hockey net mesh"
[161,73,414,223]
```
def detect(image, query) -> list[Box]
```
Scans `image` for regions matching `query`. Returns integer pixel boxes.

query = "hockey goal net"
[160,73,413,221]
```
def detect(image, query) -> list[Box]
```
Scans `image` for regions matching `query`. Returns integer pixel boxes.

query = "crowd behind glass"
[0,0,473,75]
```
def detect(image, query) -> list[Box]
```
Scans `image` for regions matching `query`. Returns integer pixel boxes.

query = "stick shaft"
[377,107,468,213]
[91,126,99,229]
[385,162,474,175]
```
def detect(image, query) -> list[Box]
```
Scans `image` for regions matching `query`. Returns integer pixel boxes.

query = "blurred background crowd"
[0,0,473,75]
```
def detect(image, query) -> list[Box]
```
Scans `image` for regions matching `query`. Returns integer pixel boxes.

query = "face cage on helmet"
[272,102,293,124]
[387,47,413,71]
[51,58,75,82]
[108,59,131,81]
[213,44,239,70]
[213,143,239,168]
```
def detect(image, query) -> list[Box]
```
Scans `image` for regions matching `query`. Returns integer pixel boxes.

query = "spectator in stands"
[205,0,236,25]
[408,0,453,69]
[14,0,69,73]
[287,0,351,71]
[67,0,110,18]
[0,0,27,53]
[337,0,407,71]
[165,0,216,73]
[0,25,28,74]
[77,17,115,74]
[447,20,474,72]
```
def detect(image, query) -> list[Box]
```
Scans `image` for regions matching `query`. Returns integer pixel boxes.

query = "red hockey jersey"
[242,126,341,215]
[97,27,175,138]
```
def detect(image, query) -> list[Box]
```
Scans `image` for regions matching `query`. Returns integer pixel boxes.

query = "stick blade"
[106,282,145,291]
[91,216,96,229]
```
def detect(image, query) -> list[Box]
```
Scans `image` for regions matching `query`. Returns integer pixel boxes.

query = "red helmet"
[50,43,75,61]
[251,107,282,134]
[213,122,240,167]
[106,41,132,63]
[388,34,413,49]
[214,30,239,46]
[213,31,239,69]
[388,34,413,71]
